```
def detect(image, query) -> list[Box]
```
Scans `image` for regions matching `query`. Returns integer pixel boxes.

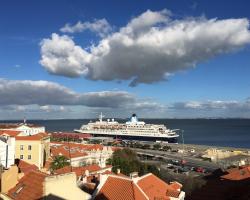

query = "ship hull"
[74,130,178,143]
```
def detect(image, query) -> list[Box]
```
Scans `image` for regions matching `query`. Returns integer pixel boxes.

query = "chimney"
[85,170,89,177]
[129,172,138,179]
[117,168,121,174]
[99,174,108,185]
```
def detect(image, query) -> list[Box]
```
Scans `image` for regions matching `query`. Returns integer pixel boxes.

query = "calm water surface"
[1,119,249,148]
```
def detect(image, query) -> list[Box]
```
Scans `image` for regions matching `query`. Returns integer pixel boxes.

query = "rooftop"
[54,164,112,177]
[8,170,47,200]
[0,130,21,137]
[15,159,39,175]
[137,173,181,199]
[50,144,88,158]
[221,165,250,180]
[94,173,183,200]
[50,142,110,159]
[0,123,43,129]
[15,132,49,141]
[95,175,148,200]
[0,130,49,140]
[51,142,104,151]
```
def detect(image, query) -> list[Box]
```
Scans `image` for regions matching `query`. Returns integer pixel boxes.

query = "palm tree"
[50,155,70,171]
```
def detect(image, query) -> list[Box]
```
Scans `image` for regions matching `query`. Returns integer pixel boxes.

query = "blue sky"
[0,0,250,119]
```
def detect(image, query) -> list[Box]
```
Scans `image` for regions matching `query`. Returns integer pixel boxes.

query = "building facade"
[0,132,16,168]
[15,133,50,169]
[0,123,45,136]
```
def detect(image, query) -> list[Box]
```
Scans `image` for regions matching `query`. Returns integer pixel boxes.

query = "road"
[132,148,220,171]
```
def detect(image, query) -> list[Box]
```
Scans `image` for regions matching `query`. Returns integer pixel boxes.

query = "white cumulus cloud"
[60,18,112,37]
[40,9,250,86]
[40,34,91,77]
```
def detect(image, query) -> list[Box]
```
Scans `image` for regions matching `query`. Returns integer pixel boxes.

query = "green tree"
[108,148,161,177]
[153,143,161,150]
[135,143,143,149]
[50,155,70,171]
[142,144,151,149]
[162,145,171,151]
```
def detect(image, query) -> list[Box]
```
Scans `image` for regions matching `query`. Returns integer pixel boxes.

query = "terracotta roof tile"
[95,176,148,200]
[16,159,39,174]
[0,130,21,137]
[7,170,47,200]
[137,173,181,199]
[169,181,182,190]
[54,164,110,177]
[15,132,49,141]
[50,142,110,159]
[165,189,180,198]
[50,145,88,158]
[51,142,104,151]
[221,165,250,180]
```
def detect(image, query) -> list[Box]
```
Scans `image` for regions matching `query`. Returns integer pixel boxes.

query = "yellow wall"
[0,165,18,193]
[44,173,91,200]
[15,137,50,169]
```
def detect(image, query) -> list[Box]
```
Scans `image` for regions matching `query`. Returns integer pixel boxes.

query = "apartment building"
[0,131,16,168]
[15,132,50,169]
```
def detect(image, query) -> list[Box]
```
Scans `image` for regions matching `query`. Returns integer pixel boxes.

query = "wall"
[0,165,18,193]
[15,137,50,169]
[16,125,45,136]
[44,173,91,200]
[15,140,41,168]
[0,136,15,168]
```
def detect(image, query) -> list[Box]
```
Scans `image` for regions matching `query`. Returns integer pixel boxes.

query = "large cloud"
[40,34,90,77]
[40,9,250,86]
[0,79,160,110]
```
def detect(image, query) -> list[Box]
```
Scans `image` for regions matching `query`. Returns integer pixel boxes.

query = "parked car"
[190,149,195,153]
[171,159,180,165]
[196,167,205,173]
[190,167,196,171]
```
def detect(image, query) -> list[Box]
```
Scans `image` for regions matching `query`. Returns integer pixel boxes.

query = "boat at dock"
[74,113,179,143]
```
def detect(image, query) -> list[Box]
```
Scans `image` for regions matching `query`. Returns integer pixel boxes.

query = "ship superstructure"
[74,113,179,143]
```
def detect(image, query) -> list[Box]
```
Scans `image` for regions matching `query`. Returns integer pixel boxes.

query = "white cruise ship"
[74,113,179,143]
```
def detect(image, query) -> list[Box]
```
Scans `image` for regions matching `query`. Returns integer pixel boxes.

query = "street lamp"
[181,130,185,166]
[181,130,185,152]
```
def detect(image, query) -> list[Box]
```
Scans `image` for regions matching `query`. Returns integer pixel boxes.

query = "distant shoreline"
[1,118,250,121]
[1,119,249,149]
[167,143,250,151]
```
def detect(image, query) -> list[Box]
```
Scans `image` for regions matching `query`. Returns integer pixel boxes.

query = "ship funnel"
[131,114,138,123]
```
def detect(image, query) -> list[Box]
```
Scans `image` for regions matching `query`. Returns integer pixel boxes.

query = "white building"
[50,143,114,167]
[0,123,45,136]
[0,134,15,168]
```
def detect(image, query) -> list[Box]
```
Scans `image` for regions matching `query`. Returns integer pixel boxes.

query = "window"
[28,145,32,150]
[20,145,24,150]
[28,155,31,160]
[20,155,23,159]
